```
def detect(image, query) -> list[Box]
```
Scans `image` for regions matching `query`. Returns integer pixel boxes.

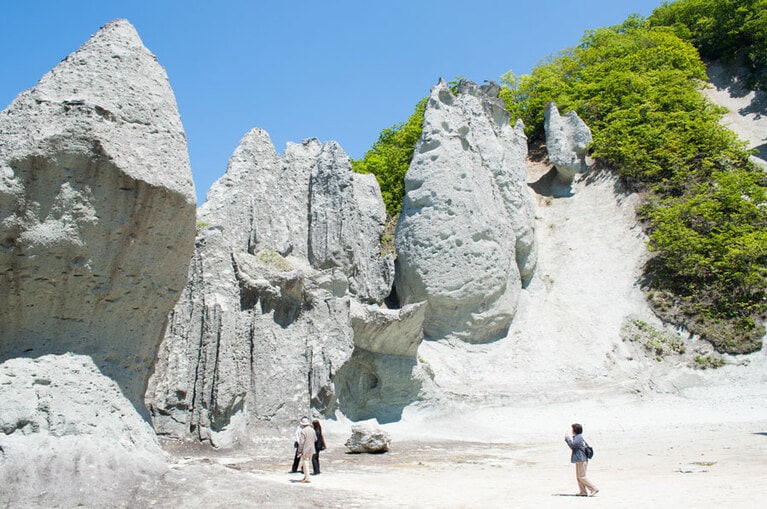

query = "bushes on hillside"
[501,16,766,353]
[352,99,426,217]
[649,0,767,89]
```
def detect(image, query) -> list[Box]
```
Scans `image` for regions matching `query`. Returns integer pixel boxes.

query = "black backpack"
[584,440,594,459]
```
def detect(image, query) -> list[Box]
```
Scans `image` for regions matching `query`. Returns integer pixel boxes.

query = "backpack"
[583,441,594,460]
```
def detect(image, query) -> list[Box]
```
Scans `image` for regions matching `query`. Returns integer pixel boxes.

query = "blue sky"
[1,1,663,205]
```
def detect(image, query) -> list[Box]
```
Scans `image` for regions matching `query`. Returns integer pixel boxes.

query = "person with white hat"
[296,416,317,483]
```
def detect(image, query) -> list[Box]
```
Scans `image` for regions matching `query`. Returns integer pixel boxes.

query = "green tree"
[650,0,767,88]
[352,98,426,217]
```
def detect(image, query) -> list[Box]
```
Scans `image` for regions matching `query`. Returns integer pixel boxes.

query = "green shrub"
[501,14,766,354]
[621,318,686,361]
[649,0,767,89]
[254,249,293,272]
[693,353,726,369]
[688,316,765,355]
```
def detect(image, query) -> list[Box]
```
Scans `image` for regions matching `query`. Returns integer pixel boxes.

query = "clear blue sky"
[1,0,663,205]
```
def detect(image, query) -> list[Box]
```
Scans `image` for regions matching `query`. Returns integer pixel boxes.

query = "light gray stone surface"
[344,423,392,453]
[148,132,399,445]
[394,80,537,342]
[198,129,315,258]
[0,354,167,508]
[0,19,196,410]
[333,301,427,423]
[146,225,356,447]
[349,301,426,357]
[309,142,395,304]
[198,130,394,304]
[543,102,592,182]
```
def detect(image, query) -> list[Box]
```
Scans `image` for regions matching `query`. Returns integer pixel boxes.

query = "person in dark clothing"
[311,419,326,475]
[290,417,305,473]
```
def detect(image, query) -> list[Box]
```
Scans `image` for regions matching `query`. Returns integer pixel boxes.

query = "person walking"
[311,419,326,475]
[296,417,317,483]
[565,423,599,497]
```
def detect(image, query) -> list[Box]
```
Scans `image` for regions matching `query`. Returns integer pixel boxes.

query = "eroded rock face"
[348,301,426,357]
[544,102,592,183]
[395,80,537,342]
[309,142,395,304]
[0,19,196,411]
[199,130,394,304]
[344,423,392,453]
[198,129,314,258]
[147,225,355,447]
[0,354,167,507]
[147,131,397,445]
[333,301,427,423]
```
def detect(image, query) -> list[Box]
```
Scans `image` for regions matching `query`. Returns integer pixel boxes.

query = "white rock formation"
[0,354,167,507]
[198,129,314,258]
[543,102,592,183]
[147,131,399,445]
[332,301,427,423]
[199,130,394,303]
[344,423,392,453]
[0,19,196,410]
[395,80,537,342]
[349,301,426,357]
[309,141,395,303]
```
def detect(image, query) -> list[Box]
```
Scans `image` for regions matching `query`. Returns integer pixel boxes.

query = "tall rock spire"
[395,79,538,342]
[0,19,197,412]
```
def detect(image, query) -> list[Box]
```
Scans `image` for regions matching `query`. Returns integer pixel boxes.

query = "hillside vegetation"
[649,0,767,90]
[353,0,767,354]
[352,99,426,217]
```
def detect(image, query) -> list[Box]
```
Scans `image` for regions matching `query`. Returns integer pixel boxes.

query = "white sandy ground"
[130,65,767,509]
[149,172,767,506]
[138,388,767,509]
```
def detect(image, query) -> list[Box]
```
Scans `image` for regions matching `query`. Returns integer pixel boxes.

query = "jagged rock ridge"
[146,130,417,445]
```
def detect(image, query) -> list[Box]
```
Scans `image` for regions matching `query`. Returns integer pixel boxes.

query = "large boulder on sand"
[0,19,196,411]
[344,423,392,453]
[395,80,537,342]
